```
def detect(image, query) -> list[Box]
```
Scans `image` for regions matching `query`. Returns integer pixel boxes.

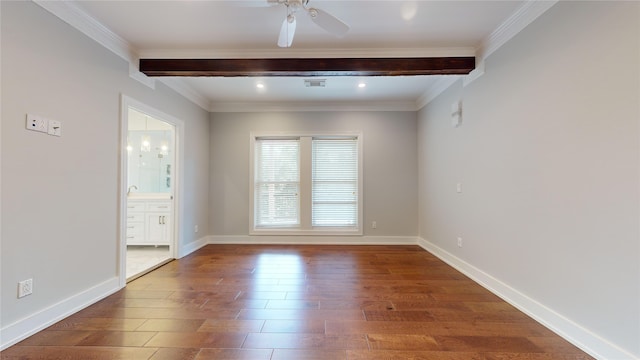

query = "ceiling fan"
[266,0,350,47]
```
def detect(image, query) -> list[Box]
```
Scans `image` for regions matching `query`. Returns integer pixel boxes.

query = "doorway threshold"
[126,258,173,283]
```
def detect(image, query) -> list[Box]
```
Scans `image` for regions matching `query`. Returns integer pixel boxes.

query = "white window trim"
[249,131,363,236]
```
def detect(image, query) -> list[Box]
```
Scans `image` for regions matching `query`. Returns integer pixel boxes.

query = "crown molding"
[477,0,559,61]
[209,100,418,113]
[157,78,211,111]
[421,0,558,101]
[463,60,486,87]
[128,64,155,89]
[34,1,136,63]
[34,0,157,90]
[416,76,462,109]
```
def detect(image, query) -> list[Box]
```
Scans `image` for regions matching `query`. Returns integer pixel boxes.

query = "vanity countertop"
[127,193,172,200]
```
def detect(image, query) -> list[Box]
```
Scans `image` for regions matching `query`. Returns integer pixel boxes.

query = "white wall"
[0,1,210,346]
[209,111,418,239]
[418,2,639,358]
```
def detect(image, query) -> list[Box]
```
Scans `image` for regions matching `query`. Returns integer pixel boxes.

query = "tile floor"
[126,245,171,280]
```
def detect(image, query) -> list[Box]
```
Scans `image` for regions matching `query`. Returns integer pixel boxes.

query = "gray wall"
[209,111,418,237]
[1,1,210,329]
[418,2,639,357]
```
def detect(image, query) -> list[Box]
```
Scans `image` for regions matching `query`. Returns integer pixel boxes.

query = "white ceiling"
[40,1,544,111]
[72,1,523,50]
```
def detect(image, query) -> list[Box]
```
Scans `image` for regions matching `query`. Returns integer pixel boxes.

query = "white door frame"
[118,94,185,287]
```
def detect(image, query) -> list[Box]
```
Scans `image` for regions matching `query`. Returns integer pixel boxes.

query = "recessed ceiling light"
[256,83,265,89]
[358,82,366,88]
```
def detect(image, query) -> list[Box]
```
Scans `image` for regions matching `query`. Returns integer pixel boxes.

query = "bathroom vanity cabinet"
[126,198,172,246]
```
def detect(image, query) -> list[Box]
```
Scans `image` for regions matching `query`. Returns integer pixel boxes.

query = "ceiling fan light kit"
[271,0,350,48]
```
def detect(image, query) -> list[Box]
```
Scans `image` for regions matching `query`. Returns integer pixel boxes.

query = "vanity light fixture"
[141,135,151,152]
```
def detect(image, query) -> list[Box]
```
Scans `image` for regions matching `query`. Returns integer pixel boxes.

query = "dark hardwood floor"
[2,245,594,359]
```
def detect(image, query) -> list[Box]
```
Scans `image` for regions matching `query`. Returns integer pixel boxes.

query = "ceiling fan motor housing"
[274,0,349,47]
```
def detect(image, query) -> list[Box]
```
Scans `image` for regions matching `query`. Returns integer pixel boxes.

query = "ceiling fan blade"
[308,7,349,36]
[277,15,296,47]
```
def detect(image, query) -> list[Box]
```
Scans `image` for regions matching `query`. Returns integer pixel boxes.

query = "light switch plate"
[48,120,62,136]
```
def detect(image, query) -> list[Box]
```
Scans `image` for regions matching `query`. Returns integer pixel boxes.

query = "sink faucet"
[127,185,138,195]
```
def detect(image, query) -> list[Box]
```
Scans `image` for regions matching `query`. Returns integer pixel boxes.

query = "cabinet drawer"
[126,234,145,244]
[126,223,144,236]
[147,202,171,212]
[126,202,145,212]
[126,213,144,222]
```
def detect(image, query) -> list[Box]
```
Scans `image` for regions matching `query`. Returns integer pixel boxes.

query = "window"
[254,138,300,228]
[312,138,358,227]
[250,133,362,235]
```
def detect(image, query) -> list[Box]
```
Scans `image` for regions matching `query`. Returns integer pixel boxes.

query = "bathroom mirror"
[127,108,174,194]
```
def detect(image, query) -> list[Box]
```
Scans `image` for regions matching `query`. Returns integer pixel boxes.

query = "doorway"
[120,96,183,284]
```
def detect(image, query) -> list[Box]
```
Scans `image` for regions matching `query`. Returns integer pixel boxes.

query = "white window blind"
[312,138,358,227]
[254,138,300,227]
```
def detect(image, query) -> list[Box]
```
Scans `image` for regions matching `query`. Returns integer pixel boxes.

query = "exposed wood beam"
[139,57,475,77]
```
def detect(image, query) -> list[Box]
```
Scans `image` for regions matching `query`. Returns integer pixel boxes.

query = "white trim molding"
[0,277,121,351]
[417,237,638,360]
[33,0,156,90]
[129,64,155,90]
[463,60,486,88]
[158,78,211,111]
[477,0,559,61]
[178,236,210,259]
[33,1,136,63]
[419,0,559,102]
[416,76,462,109]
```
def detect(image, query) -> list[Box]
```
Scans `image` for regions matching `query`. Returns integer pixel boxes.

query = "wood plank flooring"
[1,245,594,359]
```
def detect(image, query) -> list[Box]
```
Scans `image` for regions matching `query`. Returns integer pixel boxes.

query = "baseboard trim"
[178,236,210,258]
[417,238,637,360]
[0,276,121,351]
[208,235,418,245]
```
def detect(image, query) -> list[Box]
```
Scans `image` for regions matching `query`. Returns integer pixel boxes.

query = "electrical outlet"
[372,221,377,229]
[194,225,199,233]
[18,278,33,298]
[26,114,48,133]
[457,237,463,248]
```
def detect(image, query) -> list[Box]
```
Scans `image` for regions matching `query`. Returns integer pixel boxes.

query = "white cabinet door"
[146,213,170,245]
